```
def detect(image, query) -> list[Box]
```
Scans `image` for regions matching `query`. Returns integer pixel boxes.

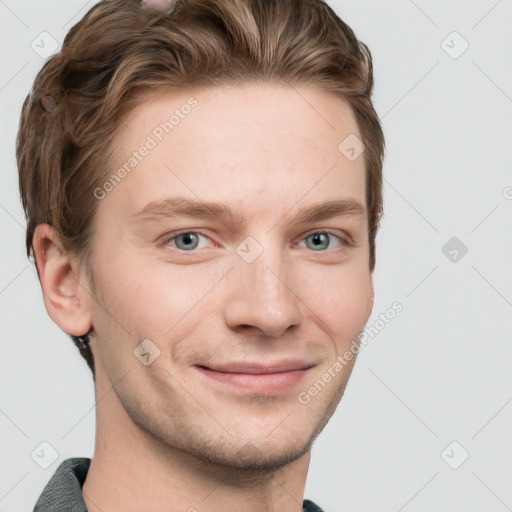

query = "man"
[17,0,384,510]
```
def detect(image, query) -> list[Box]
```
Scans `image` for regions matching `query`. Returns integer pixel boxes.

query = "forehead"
[103,83,366,221]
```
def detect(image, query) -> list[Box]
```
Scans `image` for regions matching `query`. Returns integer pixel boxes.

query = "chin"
[204,438,312,473]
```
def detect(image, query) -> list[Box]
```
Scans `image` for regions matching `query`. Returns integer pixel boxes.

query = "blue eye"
[165,231,211,251]
[302,232,347,251]
[162,230,349,253]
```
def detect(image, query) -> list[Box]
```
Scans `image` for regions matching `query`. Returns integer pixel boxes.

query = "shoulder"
[33,457,90,512]
[303,498,327,512]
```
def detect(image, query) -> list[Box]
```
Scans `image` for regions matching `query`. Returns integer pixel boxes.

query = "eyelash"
[161,229,352,252]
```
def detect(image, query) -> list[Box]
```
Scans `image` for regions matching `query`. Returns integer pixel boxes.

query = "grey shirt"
[33,458,326,512]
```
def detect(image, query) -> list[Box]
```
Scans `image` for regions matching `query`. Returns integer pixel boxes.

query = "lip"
[195,360,315,394]
[198,359,315,374]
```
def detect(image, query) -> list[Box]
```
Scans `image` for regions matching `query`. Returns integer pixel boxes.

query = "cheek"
[92,253,228,340]
[300,264,372,345]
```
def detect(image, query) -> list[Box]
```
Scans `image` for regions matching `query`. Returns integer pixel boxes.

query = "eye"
[163,231,212,251]
[161,229,350,253]
[298,231,349,251]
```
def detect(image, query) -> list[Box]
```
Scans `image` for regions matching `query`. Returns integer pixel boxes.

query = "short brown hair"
[17,0,385,376]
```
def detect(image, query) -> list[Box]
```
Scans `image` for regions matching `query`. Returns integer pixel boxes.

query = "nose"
[223,242,303,338]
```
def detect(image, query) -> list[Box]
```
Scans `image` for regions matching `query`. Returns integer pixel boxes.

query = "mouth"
[194,360,315,394]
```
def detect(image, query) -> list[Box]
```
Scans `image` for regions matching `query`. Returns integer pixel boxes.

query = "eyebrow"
[131,196,366,228]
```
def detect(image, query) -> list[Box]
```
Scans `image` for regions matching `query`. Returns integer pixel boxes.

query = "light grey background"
[1,1,511,511]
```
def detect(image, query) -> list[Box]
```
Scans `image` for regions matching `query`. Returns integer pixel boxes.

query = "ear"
[365,272,375,322]
[365,238,376,321]
[32,224,92,337]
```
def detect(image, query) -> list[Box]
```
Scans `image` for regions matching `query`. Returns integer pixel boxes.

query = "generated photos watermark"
[298,301,403,404]
[93,97,198,200]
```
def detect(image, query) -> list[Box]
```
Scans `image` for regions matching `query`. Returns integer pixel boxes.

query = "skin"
[141,0,177,14]
[33,83,375,512]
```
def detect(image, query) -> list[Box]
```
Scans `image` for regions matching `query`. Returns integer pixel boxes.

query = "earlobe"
[32,224,92,337]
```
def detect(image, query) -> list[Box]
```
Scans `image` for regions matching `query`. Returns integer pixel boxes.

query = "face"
[85,83,374,470]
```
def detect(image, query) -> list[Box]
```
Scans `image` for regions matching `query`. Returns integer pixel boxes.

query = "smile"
[195,363,314,394]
